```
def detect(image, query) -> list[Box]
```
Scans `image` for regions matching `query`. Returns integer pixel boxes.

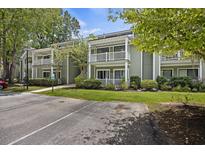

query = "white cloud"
[78,19,87,28]
[80,28,101,36]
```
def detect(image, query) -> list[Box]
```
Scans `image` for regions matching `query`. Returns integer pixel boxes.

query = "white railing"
[161,56,179,61]
[33,59,51,65]
[90,51,129,62]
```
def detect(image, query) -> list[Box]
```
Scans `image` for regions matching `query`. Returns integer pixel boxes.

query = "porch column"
[51,49,54,78]
[140,52,143,80]
[125,37,128,83]
[159,55,161,76]
[199,59,203,81]
[32,51,34,79]
[153,53,156,80]
[66,54,69,84]
[88,44,91,79]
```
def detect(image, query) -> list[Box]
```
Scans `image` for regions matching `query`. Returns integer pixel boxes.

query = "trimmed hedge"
[29,78,58,86]
[172,85,191,92]
[104,83,115,90]
[169,77,192,88]
[141,80,158,91]
[83,79,101,89]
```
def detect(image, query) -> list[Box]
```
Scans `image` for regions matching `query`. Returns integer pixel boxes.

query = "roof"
[92,29,132,41]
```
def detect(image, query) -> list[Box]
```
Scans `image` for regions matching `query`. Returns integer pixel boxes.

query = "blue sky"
[64,8,131,36]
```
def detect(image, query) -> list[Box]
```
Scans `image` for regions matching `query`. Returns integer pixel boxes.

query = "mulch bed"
[153,104,205,144]
[103,104,205,145]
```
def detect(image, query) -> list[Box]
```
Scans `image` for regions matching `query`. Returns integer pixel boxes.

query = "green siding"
[142,52,153,80]
[129,46,141,78]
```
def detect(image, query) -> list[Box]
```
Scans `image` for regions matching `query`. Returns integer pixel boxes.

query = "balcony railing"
[90,51,129,63]
[33,59,51,65]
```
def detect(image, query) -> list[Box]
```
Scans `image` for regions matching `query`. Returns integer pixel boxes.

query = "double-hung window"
[96,70,110,80]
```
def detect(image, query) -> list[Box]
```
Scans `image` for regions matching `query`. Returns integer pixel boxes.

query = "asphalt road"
[0,93,148,145]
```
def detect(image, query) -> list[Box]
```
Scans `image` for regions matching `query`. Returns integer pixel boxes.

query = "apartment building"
[20,30,205,86]
[20,41,80,84]
[87,30,160,85]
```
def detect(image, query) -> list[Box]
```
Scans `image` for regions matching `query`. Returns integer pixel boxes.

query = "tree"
[109,8,205,59]
[0,9,80,83]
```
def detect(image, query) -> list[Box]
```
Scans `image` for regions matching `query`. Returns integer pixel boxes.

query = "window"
[54,71,61,79]
[114,45,125,52]
[162,70,172,79]
[43,71,50,78]
[96,70,110,79]
[187,69,198,79]
[179,69,198,79]
[43,55,51,59]
[114,70,125,79]
[97,47,109,54]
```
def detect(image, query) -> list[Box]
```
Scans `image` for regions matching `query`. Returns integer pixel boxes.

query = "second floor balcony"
[90,51,130,63]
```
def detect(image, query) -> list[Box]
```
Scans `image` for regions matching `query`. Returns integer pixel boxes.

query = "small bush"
[156,76,168,89]
[74,75,86,88]
[190,80,203,91]
[130,76,141,89]
[29,78,58,86]
[141,80,158,91]
[160,83,172,91]
[169,77,192,88]
[130,81,137,89]
[83,79,101,89]
[192,88,198,92]
[120,79,128,90]
[104,83,115,90]
[199,84,205,92]
[172,85,191,92]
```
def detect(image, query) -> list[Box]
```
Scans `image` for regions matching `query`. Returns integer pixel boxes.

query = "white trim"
[96,69,110,79]
[67,54,69,84]
[140,52,143,80]
[88,44,91,79]
[153,53,156,80]
[200,59,203,81]
[32,52,34,79]
[51,49,54,78]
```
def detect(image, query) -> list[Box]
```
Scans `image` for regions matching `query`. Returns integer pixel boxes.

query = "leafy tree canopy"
[109,8,205,59]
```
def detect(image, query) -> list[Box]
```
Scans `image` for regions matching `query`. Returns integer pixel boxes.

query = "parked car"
[0,79,8,89]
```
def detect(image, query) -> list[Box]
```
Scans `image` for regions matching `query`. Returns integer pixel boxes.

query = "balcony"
[33,59,51,65]
[161,56,200,66]
[90,51,129,63]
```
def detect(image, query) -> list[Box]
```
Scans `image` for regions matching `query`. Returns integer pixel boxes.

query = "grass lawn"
[38,89,205,109]
[4,85,46,93]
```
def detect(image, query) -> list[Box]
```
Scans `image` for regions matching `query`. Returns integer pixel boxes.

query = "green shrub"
[83,79,101,89]
[104,83,115,90]
[172,85,191,92]
[192,88,198,92]
[74,75,86,88]
[141,80,158,91]
[29,78,58,86]
[169,77,192,88]
[120,79,128,90]
[156,76,168,89]
[130,81,137,89]
[199,84,205,92]
[190,80,203,91]
[160,83,172,91]
[130,76,141,89]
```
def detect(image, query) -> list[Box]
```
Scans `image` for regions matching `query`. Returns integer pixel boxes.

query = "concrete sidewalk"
[30,84,75,93]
